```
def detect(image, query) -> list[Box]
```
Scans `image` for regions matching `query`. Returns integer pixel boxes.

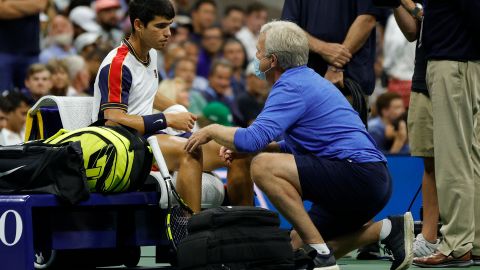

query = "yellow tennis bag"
[45,125,153,193]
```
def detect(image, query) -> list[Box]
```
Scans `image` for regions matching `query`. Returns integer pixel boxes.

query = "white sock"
[379,219,392,241]
[309,243,330,255]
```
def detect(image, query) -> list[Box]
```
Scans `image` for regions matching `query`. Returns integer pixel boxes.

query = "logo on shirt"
[154,69,158,79]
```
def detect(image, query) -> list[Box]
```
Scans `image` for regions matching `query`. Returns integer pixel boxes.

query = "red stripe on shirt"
[108,44,129,103]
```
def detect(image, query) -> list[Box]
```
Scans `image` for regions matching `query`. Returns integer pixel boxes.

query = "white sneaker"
[413,233,439,257]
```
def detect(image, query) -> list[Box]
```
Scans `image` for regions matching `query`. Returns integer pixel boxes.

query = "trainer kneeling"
[185,21,413,270]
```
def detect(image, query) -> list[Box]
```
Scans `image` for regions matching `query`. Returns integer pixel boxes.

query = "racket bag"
[0,141,89,204]
[177,206,294,270]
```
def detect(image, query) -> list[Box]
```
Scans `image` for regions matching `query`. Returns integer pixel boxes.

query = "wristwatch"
[410,3,423,19]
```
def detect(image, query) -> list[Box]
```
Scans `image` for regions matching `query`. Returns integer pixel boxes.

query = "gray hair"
[260,21,309,70]
[63,55,86,79]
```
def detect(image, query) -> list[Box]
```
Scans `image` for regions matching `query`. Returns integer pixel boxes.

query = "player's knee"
[250,153,272,185]
[181,145,202,163]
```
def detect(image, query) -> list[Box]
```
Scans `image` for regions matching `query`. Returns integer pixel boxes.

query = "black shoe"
[294,244,339,270]
[357,242,383,260]
[381,212,414,270]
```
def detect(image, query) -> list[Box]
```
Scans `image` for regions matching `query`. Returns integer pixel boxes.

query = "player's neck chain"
[123,38,150,66]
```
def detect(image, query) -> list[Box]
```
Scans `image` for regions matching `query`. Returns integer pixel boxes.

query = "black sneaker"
[357,242,383,260]
[381,212,414,270]
[294,244,340,270]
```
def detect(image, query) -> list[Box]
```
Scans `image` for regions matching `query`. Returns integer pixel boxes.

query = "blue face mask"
[253,56,272,80]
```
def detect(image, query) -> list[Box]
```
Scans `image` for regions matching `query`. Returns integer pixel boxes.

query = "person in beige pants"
[412,1,480,267]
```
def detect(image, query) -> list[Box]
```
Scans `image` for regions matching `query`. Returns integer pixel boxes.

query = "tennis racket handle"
[147,136,171,179]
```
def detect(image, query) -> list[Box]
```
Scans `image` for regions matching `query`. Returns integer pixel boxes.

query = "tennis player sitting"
[185,21,413,270]
[92,0,252,213]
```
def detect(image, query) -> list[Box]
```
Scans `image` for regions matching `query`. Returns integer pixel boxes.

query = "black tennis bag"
[177,206,294,270]
[0,141,89,204]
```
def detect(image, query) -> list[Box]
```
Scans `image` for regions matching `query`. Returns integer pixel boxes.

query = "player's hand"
[320,43,352,67]
[184,128,211,153]
[324,69,344,88]
[165,112,197,132]
[395,120,408,142]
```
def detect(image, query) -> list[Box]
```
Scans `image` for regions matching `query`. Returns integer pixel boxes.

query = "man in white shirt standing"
[235,2,268,62]
[383,14,416,108]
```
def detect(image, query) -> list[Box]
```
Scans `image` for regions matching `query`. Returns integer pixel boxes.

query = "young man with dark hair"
[235,2,268,61]
[222,5,245,39]
[93,0,252,213]
[190,0,217,44]
[368,92,409,154]
[0,92,30,145]
[0,96,9,132]
[22,63,52,106]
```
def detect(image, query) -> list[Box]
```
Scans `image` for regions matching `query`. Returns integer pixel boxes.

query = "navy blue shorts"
[144,131,192,139]
[295,155,392,241]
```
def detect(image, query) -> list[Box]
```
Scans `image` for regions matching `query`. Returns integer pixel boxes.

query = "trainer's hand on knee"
[185,128,211,153]
[165,112,197,132]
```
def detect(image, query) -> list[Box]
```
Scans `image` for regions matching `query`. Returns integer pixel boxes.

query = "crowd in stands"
[0,0,417,153]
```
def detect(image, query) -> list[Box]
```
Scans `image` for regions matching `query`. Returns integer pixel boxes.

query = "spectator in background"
[0,0,48,91]
[47,59,72,96]
[189,0,217,44]
[21,64,52,106]
[203,59,242,125]
[157,77,190,109]
[63,55,91,96]
[174,58,208,114]
[368,92,409,155]
[223,38,248,97]
[236,2,268,62]
[383,14,415,108]
[69,6,101,39]
[197,25,224,78]
[0,92,30,145]
[84,47,109,95]
[281,0,380,94]
[183,40,201,64]
[160,43,187,81]
[222,5,245,39]
[95,0,123,49]
[0,97,8,132]
[74,32,102,57]
[40,15,76,64]
[236,62,268,126]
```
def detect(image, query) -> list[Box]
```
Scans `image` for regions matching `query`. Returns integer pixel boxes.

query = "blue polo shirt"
[281,0,382,95]
[234,65,386,163]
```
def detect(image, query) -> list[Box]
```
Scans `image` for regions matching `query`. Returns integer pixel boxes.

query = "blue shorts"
[144,131,192,139]
[295,155,392,240]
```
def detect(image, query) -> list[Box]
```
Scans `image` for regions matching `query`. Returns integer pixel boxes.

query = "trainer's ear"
[270,53,278,68]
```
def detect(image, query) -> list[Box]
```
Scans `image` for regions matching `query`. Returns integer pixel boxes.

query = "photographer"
[368,92,409,154]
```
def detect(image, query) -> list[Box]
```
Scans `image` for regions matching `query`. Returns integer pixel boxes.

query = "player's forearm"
[389,138,407,154]
[153,91,176,112]
[343,14,377,55]
[207,124,238,151]
[393,6,418,42]
[104,110,146,134]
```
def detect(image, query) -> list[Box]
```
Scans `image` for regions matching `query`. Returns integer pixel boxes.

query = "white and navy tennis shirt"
[92,40,159,122]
